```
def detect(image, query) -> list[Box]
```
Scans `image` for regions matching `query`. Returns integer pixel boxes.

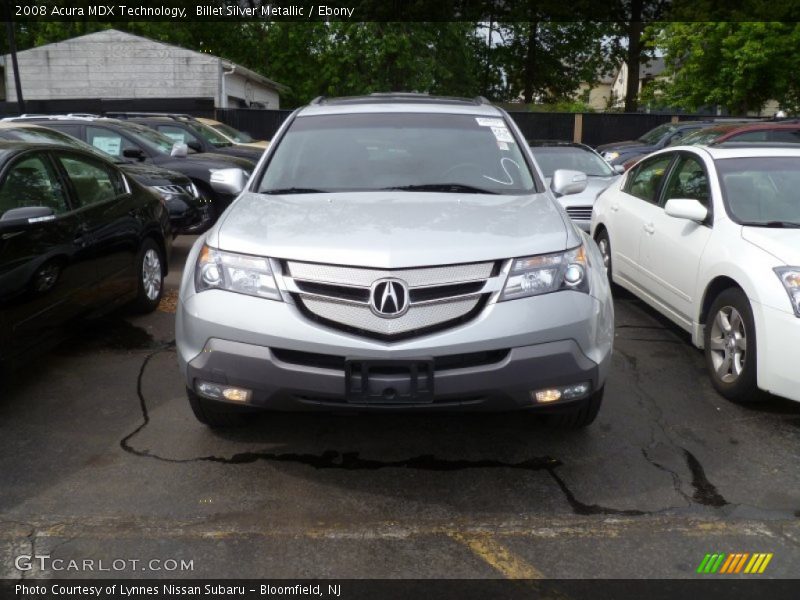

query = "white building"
[3,29,285,108]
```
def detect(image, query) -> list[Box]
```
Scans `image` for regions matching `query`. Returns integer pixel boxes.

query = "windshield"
[209,121,254,143]
[258,113,536,195]
[638,123,676,145]
[188,121,233,147]
[680,129,727,146]
[113,121,176,155]
[1,127,125,163]
[529,146,615,178]
[717,157,800,226]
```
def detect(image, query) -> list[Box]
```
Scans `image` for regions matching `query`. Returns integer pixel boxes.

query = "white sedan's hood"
[214,191,569,268]
[742,227,800,265]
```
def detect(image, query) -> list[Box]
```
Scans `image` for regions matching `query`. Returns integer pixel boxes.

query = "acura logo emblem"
[369,278,409,318]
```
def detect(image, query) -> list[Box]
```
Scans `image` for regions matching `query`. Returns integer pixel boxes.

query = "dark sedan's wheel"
[187,388,248,428]
[594,229,612,283]
[130,238,164,313]
[544,387,604,429]
[704,287,760,403]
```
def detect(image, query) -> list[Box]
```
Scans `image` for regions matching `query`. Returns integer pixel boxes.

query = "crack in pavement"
[119,344,658,516]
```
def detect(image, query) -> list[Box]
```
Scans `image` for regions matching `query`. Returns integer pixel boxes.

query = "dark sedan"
[597,121,717,166]
[0,122,213,236]
[0,141,171,370]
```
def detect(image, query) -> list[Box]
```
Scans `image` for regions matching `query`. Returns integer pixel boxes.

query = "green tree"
[650,22,800,114]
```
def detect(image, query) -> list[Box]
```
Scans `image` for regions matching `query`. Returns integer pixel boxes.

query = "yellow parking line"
[448,531,545,579]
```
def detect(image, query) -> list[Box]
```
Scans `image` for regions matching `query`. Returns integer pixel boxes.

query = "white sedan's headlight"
[195,245,281,300]
[774,267,800,317]
[603,151,620,162]
[501,245,589,301]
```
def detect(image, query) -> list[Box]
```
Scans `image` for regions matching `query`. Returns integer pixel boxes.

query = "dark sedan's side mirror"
[0,206,56,232]
[123,147,146,161]
[187,141,203,153]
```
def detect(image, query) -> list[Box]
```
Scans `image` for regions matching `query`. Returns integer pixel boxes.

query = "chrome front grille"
[282,260,501,340]
[565,206,593,221]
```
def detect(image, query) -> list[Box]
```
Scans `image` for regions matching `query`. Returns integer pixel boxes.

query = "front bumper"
[177,285,614,412]
[754,301,800,403]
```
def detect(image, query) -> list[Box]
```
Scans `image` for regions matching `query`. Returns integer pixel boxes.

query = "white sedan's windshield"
[259,113,537,195]
[718,157,800,226]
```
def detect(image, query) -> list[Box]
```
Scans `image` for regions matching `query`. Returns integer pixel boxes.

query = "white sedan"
[591,145,800,403]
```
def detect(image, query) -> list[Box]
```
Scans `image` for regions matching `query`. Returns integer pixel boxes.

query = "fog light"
[535,389,562,403]
[532,382,592,404]
[196,381,251,403]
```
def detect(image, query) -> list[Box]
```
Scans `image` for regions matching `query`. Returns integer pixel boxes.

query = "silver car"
[528,141,623,232]
[176,94,614,429]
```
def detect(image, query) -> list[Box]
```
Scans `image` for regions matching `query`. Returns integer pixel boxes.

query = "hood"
[742,227,800,264]
[164,152,255,170]
[212,145,264,161]
[119,162,191,187]
[596,140,646,153]
[546,176,619,208]
[214,191,570,268]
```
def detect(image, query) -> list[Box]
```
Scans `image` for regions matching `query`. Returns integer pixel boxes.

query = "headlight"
[774,267,800,317]
[195,245,281,300]
[603,151,620,161]
[501,245,589,301]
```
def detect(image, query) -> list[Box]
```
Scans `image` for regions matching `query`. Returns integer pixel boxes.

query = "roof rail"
[309,96,325,105]
[474,96,491,105]
[104,111,195,120]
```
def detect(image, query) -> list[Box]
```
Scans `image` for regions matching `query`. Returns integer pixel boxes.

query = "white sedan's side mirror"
[551,169,588,196]
[664,198,708,223]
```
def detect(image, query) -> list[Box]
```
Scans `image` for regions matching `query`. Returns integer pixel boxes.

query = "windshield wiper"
[262,187,329,195]
[763,221,800,228]
[381,183,499,194]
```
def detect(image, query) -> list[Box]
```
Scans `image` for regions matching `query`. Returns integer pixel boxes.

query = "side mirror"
[551,169,588,196]
[210,168,247,195]
[614,164,626,174]
[170,143,188,158]
[123,147,146,161]
[664,198,708,223]
[0,206,55,232]
[186,140,203,153]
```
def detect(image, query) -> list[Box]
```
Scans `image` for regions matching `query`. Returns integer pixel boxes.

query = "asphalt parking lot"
[1,236,799,580]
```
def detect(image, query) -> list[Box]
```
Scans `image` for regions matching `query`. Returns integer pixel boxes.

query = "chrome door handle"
[644,223,655,234]
[610,204,619,212]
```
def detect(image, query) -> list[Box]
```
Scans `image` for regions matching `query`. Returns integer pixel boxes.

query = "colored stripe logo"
[697,553,773,574]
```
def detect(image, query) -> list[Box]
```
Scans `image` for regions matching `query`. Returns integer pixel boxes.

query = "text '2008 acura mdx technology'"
[176,94,614,429]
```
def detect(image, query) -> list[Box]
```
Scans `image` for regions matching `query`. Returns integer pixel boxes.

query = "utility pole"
[5,19,26,114]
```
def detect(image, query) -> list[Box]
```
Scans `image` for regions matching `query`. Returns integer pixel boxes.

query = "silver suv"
[176,94,614,428]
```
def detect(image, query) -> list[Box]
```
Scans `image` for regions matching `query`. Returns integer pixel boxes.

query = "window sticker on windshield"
[91,136,121,156]
[497,141,510,150]
[476,117,505,127]
[491,127,514,143]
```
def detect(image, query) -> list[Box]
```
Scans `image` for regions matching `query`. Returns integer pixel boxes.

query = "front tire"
[187,388,248,428]
[704,287,760,403]
[544,387,604,429]
[594,229,612,284]
[131,238,164,313]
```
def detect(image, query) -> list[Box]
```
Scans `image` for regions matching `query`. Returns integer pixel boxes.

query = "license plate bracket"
[345,358,434,404]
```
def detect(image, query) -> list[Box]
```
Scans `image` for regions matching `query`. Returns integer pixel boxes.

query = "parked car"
[677,122,800,147]
[528,140,623,231]
[176,93,614,429]
[4,116,254,217]
[591,145,800,404]
[106,113,264,162]
[598,121,722,166]
[195,117,269,149]
[0,122,212,236]
[0,141,171,370]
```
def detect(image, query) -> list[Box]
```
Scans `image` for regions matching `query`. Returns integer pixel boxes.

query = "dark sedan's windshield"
[680,129,727,146]
[638,124,676,145]
[258,113,537,195]
[530,146,615,178]
[115,121,176,155]
[717,157,800,226]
